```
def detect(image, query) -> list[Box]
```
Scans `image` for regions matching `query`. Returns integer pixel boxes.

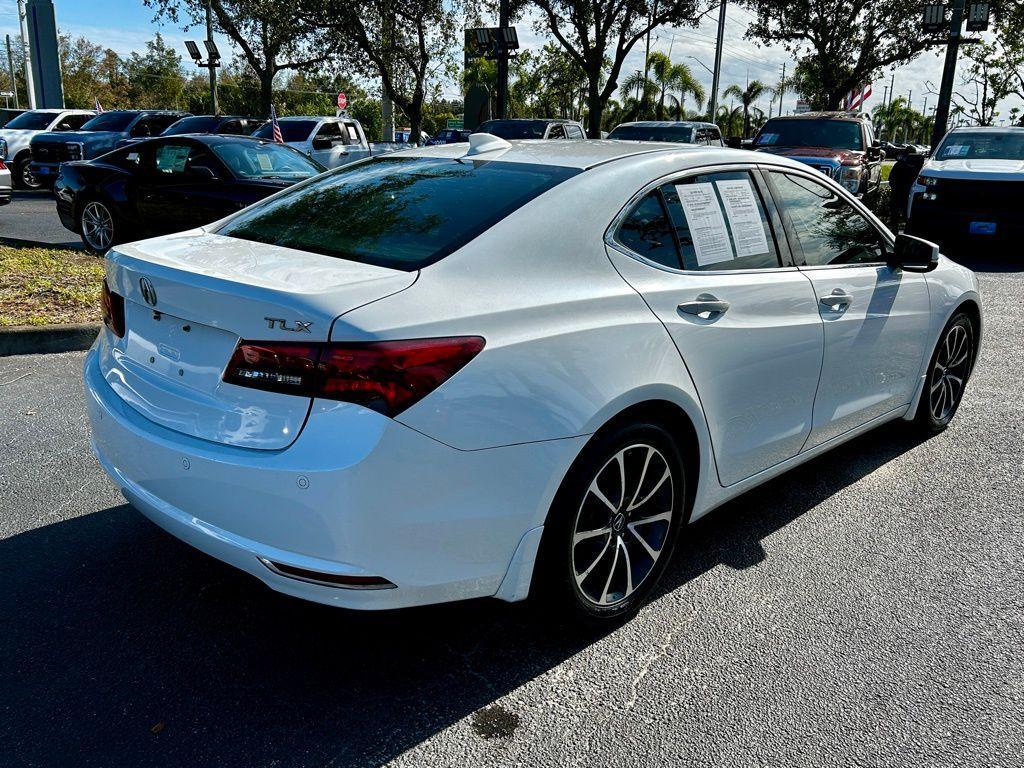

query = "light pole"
[17,0,35,109]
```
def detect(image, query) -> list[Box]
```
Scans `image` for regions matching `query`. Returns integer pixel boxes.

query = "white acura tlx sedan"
[85,134,981,622]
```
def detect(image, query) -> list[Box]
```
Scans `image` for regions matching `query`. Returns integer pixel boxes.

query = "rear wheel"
[79,199,118,251]
[915,312,975,433]
[534,420,686,624]
[15,155,41,190]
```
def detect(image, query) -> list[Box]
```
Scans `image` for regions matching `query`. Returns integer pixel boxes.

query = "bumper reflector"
[259,558,396,590]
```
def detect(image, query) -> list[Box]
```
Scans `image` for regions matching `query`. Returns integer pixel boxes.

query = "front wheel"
[15,155,41,190]
[915,312,975,433]
[78,199,118,252]
[534,420,687,624]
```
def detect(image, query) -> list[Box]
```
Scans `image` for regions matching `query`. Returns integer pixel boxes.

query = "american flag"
[844,83,873,111]
[94,98,104,113]
[270,104,283,143]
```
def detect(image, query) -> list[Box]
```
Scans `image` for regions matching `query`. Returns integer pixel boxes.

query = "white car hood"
[924,157,1024,181]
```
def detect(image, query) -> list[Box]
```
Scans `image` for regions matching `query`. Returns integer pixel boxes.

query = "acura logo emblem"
[139,277,157,307]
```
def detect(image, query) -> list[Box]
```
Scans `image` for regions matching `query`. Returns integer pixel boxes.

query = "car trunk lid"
[99,230,417,449]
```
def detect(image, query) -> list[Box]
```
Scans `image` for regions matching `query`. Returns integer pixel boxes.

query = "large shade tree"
[515,0,710,137]
[145,0,332,115]
[745,0,934,110]
[303,0,459,143]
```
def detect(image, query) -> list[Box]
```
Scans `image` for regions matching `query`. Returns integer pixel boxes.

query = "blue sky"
[2,0,1019,121]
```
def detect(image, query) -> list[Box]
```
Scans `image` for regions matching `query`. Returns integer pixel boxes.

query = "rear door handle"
[678,294,730,318]
[819,289,853,310]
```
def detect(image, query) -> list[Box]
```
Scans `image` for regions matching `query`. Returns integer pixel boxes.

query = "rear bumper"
[84,343,582,609]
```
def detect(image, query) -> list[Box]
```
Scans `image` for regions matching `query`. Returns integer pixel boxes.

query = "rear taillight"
[223,336,485,417]
[100,279,125,338]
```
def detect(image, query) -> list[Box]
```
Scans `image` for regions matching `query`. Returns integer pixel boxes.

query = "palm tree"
[873,97,922,144]
[645,53,704,121]
[670,65,705,120]
[620,70,657,120]
[715,104,744,138]
[722,80,767,138]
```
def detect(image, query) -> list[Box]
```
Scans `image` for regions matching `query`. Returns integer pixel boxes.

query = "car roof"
[615,121,717,129]
[947,125,1024,133]
[479,118,579,124]
[389,138,769,170]
[766,111,867,122]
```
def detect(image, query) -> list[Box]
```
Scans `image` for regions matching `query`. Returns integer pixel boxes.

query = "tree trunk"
[586,80,603,139]
[259,70,274,117]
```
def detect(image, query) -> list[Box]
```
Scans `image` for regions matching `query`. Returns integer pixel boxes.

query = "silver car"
[0,109,95,189]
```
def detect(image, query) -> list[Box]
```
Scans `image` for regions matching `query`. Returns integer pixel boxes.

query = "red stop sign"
[337,92,347,110]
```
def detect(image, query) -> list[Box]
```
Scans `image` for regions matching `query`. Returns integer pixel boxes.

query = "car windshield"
[252,120,316,143]
[608,124,695,143]
[215,155,580,270]
[754,119,863,150]
[4,111,58,130]
[936,131,1024,160]
[81,112,137,132]
[163,116,220,135]
[212,141,323,179]
[475,120,549,139]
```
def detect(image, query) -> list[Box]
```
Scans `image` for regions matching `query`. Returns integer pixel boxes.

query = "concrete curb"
[0,323,100,357]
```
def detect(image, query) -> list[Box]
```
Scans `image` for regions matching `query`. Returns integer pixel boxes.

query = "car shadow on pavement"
[1,422,928,768]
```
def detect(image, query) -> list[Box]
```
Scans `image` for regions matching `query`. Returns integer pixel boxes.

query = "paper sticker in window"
[676,183,733,266]
[757,133,779,145]
[943,144,970,158]
[716,179,770,258]
[156,145,191,173]
[256,151,274,172]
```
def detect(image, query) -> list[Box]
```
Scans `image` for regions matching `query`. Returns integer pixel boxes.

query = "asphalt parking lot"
[0,190,81,248]
[1,253,1021,767]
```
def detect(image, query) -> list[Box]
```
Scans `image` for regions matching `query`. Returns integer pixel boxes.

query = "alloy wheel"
[18,159,41,190]
[929,323,971,422]
[571,444,675,607]
[81,202,114,250]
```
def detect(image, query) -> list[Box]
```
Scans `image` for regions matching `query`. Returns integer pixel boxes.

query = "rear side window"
[215,156,580,270]
[615,193,679,268]
[660,171,780,271]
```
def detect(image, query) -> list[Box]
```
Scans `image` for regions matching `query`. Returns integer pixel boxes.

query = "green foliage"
[746,0,933,109]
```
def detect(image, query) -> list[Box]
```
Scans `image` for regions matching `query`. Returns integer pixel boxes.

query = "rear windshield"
[936,131,1024,160]
[475,120,549,139]
[252,120,316,143]
[4,111,58,130]
[608,124,695,143]
[215,155,580,270]
[81,112,137,132]
[163,116,220,135]
[754,119,863,150]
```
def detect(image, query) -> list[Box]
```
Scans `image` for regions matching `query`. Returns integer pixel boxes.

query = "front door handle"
[678,294,730,318]
[819,289,853,310]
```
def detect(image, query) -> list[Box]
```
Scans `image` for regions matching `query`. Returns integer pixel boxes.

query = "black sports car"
[54,134,325,251]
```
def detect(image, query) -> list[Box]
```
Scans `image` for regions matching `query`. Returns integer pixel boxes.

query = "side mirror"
[726,136,743,149]
[190,165,217,180]
[311,137,333,150]
[890,233,939,272]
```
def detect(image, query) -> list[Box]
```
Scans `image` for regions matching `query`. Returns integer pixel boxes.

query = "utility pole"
[777,62,786,120]
[931,0,966,149]
[708,0,726,120]
[496,0,509,119]
[6,35,17,108]
[16,0,35,109]
[205,1,218,115]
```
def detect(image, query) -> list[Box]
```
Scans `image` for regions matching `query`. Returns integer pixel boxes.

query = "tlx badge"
[264,317,313,333]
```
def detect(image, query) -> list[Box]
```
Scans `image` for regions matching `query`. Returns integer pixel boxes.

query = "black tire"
[533,420,687,625]
[77,198,119,252]
[14,154,42,190]
[914,311,975,434]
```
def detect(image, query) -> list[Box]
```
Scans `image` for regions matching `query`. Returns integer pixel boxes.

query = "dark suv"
[751,112,883,199]
[29,110,189,186]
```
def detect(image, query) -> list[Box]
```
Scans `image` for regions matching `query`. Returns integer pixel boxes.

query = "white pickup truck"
[252,115,374,169]
[0,108,95,188]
